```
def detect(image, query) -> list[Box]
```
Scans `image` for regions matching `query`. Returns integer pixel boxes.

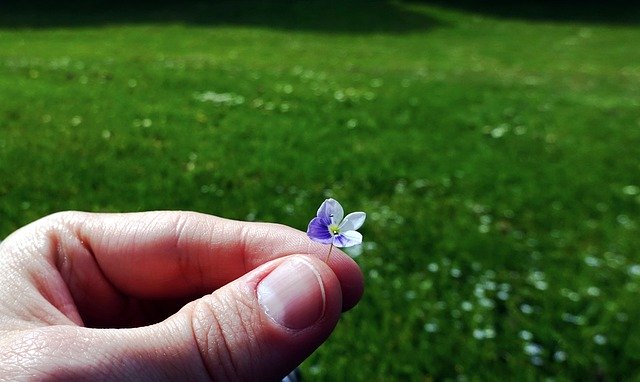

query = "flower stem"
[325,243,334,262]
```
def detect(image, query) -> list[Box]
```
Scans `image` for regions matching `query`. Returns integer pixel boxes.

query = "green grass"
[1,1,640,379]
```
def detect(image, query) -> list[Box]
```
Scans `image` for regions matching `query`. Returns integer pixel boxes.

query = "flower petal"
[315,199,331,225]
[307,217,333,244]
[319,198,343,225]
[332,230,363,248]
[339,212,366,232]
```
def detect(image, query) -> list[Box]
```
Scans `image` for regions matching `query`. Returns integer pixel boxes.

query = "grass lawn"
[1,1,640,379]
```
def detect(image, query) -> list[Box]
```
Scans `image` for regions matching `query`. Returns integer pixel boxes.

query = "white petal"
[339,212,366,231]
[315,199,332,224]
[333,230,363,248]
[321,198,343,224]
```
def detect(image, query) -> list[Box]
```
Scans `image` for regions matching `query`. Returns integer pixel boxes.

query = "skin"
[0,211,364,381]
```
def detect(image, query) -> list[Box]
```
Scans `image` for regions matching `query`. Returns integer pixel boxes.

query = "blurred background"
[1,0,639,379]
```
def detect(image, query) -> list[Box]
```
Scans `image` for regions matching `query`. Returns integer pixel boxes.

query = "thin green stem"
[325,243,334,262]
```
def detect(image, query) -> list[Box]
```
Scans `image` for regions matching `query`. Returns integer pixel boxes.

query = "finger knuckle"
[190,294,261,381]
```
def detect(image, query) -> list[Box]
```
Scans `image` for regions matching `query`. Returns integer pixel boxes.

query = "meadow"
[1,1,640,379]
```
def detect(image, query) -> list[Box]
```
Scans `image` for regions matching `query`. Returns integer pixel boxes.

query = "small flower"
[307,198,366,248]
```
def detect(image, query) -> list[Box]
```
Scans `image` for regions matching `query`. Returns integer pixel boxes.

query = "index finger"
[47,211,364,309]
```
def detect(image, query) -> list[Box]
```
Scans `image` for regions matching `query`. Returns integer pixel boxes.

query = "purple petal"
[332,230,363,248]
[307,217,333,244]
[339,212,366,232]
[318,198,343,225]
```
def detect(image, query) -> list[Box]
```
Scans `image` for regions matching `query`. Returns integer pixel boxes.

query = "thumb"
[83,255,342,381]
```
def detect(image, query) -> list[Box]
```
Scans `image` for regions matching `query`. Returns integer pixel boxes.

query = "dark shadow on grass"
[411,0,640,25]
[0,0,442,34]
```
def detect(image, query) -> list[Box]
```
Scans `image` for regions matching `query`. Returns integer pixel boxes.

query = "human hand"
[0,211,364,381]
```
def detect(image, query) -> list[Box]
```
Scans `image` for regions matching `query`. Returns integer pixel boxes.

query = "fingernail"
[257,257,326,330]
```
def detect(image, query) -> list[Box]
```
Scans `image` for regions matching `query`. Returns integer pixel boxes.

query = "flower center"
[328,224,340,236]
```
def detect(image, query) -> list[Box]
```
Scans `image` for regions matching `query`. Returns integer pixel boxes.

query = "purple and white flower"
[307,198,366,248]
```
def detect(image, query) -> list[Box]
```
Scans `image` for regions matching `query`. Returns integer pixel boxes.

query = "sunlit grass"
[1,1,639,379]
